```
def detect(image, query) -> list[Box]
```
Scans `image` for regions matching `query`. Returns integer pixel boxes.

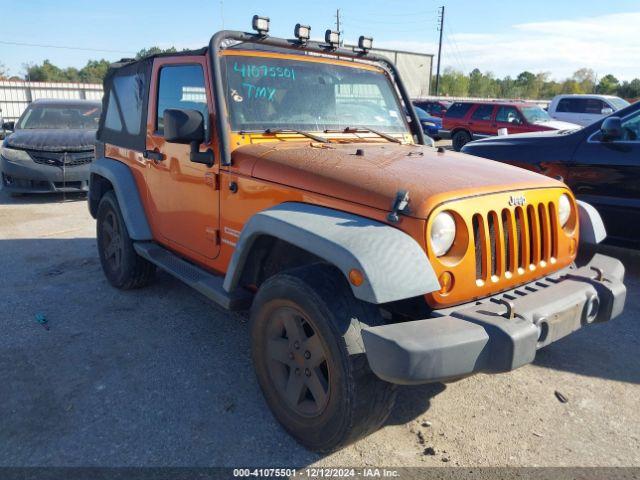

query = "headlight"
[558,194,572,226]
[430,211,456,257]
[422,121,436,127]
[1,147,31,162]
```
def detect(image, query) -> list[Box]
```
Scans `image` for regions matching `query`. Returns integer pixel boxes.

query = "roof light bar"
[358,36,373,51]
[294,23,311,43]
[252,15,270,35]
[324,29,340,48]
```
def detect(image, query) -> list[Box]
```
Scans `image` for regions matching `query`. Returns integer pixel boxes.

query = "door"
[468,104,496,138]
[568,109,640,244]
[494,106,529,135]
[145,57,221,261]
[553,97,604,126]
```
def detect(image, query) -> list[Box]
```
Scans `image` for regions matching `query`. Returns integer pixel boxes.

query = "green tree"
[79,59,111,83]
[437,67,470,96]
[572,68,596,93]
[135,46,177,59]
[596,74,620,95]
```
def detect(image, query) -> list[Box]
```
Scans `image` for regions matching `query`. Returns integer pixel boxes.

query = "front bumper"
[362,254,626,384]
[1,155,90,193]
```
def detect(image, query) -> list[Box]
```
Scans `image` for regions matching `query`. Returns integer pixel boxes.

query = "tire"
[250,264,397,452]
[96,190,155,289]
[452,130,472,151]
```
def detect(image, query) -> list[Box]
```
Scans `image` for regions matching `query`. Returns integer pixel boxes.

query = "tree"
[135,46,177,59]
[572,68,596,94]
[437,67,469,97]
[78,60,110,83]
[597,74,620,95]
[0,62,8,80]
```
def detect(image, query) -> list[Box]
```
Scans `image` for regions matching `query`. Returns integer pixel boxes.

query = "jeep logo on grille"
[508,194,526,206]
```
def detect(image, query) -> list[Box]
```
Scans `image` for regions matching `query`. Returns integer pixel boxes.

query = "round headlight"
[558,194,572,226]
[430,211,456,257]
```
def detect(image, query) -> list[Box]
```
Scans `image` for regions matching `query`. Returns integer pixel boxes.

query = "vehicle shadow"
[0,188,87,205]
[533,244,640,384]
[1,237,637,469]
[0,237,443,468]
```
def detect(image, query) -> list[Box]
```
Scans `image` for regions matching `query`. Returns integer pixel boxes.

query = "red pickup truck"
[441,101,580,151]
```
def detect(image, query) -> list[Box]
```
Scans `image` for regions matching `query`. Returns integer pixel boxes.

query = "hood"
[5,129,97,152]
[233,142,564,219]
[533,120,581,131]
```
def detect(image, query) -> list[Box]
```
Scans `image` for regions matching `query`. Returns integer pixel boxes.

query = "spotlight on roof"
[324,29,340,48]
[294,23,311,43]
[358,35,373,52]
[252,15,270,35]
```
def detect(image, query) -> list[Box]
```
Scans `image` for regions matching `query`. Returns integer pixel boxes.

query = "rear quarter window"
[445,102,473,119]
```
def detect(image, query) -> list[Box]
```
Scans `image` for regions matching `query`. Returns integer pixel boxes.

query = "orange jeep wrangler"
[88,18,627,452]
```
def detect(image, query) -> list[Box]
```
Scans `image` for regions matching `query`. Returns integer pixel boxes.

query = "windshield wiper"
[325,127,403,144]
[263,128,329,143]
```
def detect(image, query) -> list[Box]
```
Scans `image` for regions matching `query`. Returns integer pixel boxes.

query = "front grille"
[473,202,558,284]
[28,150,94,168]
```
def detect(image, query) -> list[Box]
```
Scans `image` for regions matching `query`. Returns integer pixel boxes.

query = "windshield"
[520,106,552,124]
[413,106,430,121]
[221,54,409,134]
[18,105,101,129]
[609,97,630,111]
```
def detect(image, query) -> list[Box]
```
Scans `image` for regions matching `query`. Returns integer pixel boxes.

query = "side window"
[446,102,473,119]
[431,103,442,114]
[104,73,146,135]
[621,111,640,142]
[557,98,578,113]
[584,99,606,115]
[496,106,522,124]
[471,105,494,121]
[156,64,208,136]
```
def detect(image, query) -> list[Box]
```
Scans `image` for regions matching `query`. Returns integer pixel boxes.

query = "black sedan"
[462,102,640,247]
[1,99,101,195]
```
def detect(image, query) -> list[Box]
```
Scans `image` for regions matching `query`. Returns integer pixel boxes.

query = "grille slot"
[473,200,558,284]
[28,150,94,168]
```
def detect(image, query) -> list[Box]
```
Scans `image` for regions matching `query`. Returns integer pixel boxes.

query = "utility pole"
[435,5,445,96]
[336,9,342,45]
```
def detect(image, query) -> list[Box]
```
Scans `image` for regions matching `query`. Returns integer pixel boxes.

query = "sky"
[2,0,639,81]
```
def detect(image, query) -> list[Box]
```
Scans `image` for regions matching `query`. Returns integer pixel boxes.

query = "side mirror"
[163,108,204,144]
[600,116,623,142]
[163,108,213,167]
[2,121,15,131]
[601,107,614,116]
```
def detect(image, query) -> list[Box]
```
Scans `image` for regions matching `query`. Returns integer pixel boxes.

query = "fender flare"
[223,202,440,304]
[577,200,606,245]
[89,157,152,240]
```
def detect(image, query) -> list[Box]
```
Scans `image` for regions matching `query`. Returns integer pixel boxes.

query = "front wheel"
[250,265,396,452]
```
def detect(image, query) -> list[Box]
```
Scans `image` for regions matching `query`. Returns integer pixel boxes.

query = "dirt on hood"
[232,141,564,219]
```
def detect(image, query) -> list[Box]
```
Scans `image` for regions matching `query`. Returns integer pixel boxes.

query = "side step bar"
[133,242,253,311]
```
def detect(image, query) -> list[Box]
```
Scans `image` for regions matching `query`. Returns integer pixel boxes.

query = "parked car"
[548,94,630,127]
[442,101,580,151]
[1,99,101,195]
[413,106,442,139]
[87,20,626,452]
[413,99,451,118]
[462,101,640,247]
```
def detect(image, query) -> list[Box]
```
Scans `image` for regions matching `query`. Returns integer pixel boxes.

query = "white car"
[548,94,630,127]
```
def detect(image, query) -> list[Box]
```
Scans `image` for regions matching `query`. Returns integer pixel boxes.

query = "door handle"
[143,150,165,162]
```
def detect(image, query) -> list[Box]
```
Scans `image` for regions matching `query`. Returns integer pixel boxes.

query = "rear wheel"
[452,130,472,151]
[96,191,155,289]
[250,265,396,452]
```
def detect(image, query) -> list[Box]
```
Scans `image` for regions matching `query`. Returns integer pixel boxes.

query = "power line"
[0,40,134,55]
[434,6,444,96]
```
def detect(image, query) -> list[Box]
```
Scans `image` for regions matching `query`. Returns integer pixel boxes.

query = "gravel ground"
[0,189,638,468]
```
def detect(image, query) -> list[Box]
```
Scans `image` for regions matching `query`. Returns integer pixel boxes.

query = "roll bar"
[208,30,427,166]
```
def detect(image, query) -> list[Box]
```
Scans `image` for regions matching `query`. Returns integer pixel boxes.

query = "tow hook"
[492,298,516,320]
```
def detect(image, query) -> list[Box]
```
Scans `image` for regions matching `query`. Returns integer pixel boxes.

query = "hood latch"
[387,190,410,223]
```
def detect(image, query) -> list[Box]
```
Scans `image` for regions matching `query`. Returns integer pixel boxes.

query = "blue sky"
[2,0,639,80]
